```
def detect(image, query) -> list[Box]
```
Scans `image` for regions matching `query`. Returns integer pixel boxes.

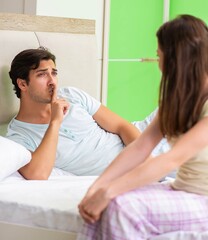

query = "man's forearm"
[19,120,61,180]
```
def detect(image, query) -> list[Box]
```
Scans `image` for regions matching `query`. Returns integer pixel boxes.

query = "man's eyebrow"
[35,68,58,73]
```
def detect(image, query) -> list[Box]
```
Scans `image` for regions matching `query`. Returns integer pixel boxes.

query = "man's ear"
[17,78,27,90]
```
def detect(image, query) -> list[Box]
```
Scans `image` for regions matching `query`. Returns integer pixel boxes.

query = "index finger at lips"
[51,85,57,102]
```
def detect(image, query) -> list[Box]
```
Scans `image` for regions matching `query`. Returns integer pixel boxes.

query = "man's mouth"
[49,86,54,95]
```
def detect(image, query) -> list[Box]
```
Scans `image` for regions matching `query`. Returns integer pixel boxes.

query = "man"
[6,48,169,180]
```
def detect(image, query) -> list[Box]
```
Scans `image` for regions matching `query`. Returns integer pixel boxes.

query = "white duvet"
[0,169,96,233]
[0,169,207,239]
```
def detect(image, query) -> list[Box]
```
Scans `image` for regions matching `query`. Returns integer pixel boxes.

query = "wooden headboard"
[0,13,100,133]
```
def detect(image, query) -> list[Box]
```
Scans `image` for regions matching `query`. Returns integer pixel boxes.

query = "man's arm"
[19,91,69,180]
[93,105,140,146]
[19,120,61,180]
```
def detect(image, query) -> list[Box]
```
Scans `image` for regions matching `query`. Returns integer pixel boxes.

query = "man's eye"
[38,72,46,77]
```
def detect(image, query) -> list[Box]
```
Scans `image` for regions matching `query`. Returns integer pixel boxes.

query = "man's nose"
[48,74,56,83]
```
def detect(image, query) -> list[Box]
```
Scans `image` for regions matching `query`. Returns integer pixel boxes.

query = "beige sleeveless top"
[171,100,208,195]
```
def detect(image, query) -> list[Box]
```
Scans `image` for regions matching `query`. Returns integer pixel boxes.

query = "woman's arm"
[93,104,141,145]
[79,116,208,223]
[79,116,162,221]
[78,116,162,221]
[90,115,162,188]
[104,115,208,198]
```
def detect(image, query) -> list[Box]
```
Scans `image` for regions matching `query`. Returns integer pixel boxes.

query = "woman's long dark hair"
[157,15,208,138]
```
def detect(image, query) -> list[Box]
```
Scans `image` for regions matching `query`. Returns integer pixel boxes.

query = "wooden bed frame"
[0,12,99,240]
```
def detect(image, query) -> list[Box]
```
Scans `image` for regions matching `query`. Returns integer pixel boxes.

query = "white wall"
[0,0,104,58]
[36,0,104,60]
[0,0,107,101]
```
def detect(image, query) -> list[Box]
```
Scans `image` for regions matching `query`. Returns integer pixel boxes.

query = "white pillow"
[0,136,31,181]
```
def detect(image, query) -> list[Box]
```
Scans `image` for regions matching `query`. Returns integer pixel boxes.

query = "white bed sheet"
[1,171,208,240]
[0,170,96,234]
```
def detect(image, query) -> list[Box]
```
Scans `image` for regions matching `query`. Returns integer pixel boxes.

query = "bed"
[0,12,207,240]
[0,12,99,240]
[0,170,97,240]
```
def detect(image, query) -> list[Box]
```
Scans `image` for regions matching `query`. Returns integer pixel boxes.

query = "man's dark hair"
[9,48,56,98]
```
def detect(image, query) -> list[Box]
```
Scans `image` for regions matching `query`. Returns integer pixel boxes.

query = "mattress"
[0,169,97,234]
[1,170,208,240]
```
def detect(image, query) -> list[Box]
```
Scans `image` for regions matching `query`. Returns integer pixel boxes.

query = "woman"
[77,14,208,239]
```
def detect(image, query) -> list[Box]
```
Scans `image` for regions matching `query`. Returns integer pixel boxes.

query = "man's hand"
[50,85,69,124]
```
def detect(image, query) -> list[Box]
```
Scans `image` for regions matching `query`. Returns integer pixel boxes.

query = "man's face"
[26,59,58,104]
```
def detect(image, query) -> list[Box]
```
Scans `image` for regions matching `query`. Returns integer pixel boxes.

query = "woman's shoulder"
[199,100,208,119]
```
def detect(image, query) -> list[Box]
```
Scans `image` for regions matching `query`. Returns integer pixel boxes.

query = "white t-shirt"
[7,87,124,175]
[7,87,170,176]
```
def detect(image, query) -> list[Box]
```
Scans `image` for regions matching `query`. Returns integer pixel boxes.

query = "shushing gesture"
[50,84,69,124]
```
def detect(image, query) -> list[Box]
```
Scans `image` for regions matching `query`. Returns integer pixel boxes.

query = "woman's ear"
[17,78,27,91]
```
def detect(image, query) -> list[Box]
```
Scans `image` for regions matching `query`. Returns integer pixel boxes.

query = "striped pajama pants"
[77,182,208,240]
